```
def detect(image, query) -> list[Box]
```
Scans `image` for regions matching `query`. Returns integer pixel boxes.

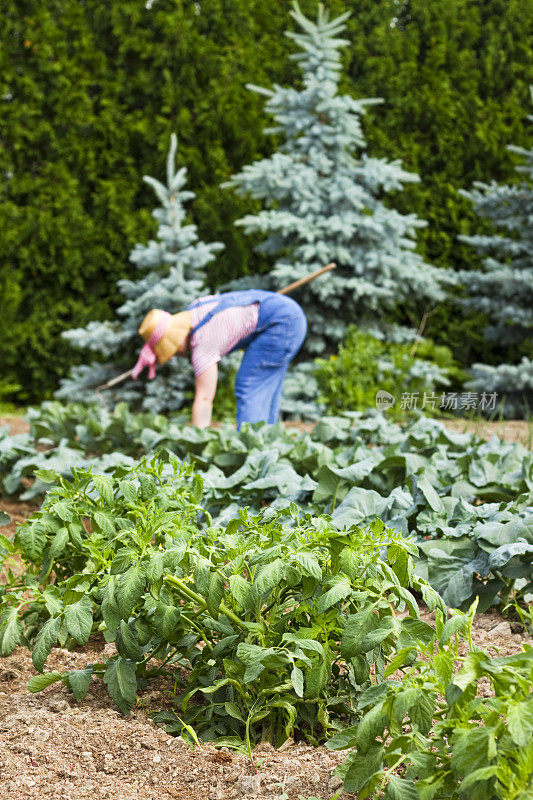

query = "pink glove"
[131,311,171,380]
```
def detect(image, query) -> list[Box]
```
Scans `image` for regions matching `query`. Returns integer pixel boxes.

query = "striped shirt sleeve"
[189,298,259,376]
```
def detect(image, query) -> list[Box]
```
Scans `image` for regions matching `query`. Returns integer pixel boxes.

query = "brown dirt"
[0,498,39,539]
[419,606,531,657]
[442,418,532,448]
[0,416,30,436]
[0,610,529,800]
[0,644,353,800]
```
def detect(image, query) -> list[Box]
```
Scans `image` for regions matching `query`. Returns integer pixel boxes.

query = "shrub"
[314,327,463,418]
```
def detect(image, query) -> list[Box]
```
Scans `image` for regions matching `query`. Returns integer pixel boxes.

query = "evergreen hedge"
[1,0,532,401]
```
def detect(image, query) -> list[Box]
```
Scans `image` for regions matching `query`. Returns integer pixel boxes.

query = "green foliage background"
[314,327,466,419]
[1,0,532,402]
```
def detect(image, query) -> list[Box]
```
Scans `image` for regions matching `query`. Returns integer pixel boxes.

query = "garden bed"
[1,409,532,799]
[0,600,530,800]
[2,415,532,448]
[0,491,350,800]
[1,482,531,800]
[0,644,351,800]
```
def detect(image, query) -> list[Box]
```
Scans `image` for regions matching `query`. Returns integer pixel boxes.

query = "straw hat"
[138,309,192,364]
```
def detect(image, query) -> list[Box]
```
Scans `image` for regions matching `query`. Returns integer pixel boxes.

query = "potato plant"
[1,455,444,744]
[328,614,533,800]
[1,454,532,797]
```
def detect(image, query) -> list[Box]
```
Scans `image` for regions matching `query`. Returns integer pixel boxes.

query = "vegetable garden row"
[1,403,532,798]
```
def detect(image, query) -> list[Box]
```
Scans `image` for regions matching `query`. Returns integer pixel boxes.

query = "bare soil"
[442,418,532,448]
[0,643,353,800]
[0,609,529,800]
[0,498,39,541]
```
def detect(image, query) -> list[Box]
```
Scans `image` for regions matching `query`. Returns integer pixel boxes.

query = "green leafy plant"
[1,455,446,751]
[314,327,462,419]
[327,601,533,799]
[414,338,469,391]
[0,455,202,661]
[0,380,23,413]
[0,401,532,612]
[2,456,532,797]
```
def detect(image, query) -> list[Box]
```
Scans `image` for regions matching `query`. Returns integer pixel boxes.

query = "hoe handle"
[277,262,336,295]
[96,368,134,393]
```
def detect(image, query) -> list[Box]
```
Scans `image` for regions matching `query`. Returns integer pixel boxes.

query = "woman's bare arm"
[192,363,218,428]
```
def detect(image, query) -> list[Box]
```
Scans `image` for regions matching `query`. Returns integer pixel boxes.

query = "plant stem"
[330,480,341,513]
[181,613,213,652]
[163,574,248,630]
[378,753,408,794]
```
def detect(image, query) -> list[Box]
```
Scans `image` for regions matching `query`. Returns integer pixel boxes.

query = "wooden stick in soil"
[95,262,336,392]
[409,305,438,358]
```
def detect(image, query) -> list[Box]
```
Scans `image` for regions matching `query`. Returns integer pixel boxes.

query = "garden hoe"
[95,262,336,401]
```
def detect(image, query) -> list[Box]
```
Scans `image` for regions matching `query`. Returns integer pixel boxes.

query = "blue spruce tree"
[224,2,446,357]
[458,91,533,417]
[57,135,224,412]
